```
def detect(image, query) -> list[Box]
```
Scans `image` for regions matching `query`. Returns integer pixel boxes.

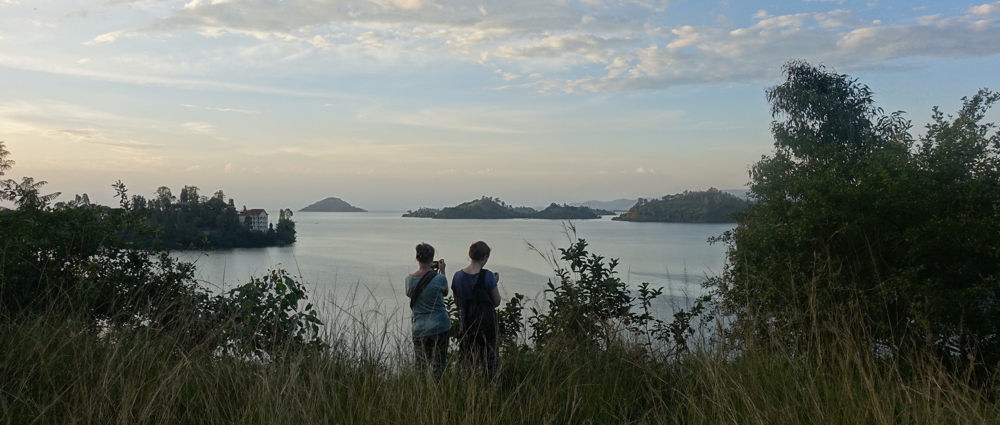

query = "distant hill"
[532,204,601,220]
[299,197,367,212]
[404,197,605,219]
[570,199,637,212]
[612,188,749,223]
[433,197,525,219]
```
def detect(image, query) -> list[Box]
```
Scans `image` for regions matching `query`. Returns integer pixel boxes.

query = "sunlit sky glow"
[2,0,1000,211]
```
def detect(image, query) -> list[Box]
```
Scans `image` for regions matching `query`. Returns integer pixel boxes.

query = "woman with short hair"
[451,240,501,377]
[406,242,450,378]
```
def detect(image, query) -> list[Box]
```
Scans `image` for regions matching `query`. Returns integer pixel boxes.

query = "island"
[404,196,608,220]
[299,197,367,212]
[402,207,440,218]
[612,188,749,223]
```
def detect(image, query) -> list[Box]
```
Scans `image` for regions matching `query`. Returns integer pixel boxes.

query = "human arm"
[487,271,501,307]
[489,287,501,307]
[437,259,448,296]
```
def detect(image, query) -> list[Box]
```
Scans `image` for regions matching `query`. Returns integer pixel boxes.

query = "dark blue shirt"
[451,269,498,332]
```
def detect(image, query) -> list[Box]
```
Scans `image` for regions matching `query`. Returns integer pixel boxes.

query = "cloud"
[84,30,131,45]
[42,129,161,151]
[971,1,1000,15]
[183,121,214,134]
[548,11,1000,92]
[204,107,261,114]
[494,34,638,63]
[38,0,1000,94]
[224,162,233,173]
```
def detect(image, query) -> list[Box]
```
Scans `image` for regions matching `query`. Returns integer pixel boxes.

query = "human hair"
[415,243,435,264]
[469,241,491,262]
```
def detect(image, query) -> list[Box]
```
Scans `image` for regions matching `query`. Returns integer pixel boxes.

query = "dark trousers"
[413,330,449,378]
[460,336,497,378]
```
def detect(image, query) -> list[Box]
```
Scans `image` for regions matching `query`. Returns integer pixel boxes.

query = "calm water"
[176,212,733,318]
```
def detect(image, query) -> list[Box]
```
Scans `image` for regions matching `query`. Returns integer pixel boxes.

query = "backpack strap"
[409,271,438,309]
[474,268,489,290]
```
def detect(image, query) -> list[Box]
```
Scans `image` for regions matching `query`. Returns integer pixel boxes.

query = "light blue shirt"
[405,273,451,338]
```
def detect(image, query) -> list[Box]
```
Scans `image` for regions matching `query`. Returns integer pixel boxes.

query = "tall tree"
[716,61,1000,368]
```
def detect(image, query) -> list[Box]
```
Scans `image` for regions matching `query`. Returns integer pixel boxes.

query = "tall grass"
[3,295,998,424]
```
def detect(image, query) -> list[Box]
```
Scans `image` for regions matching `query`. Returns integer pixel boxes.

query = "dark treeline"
[134,185,295,249]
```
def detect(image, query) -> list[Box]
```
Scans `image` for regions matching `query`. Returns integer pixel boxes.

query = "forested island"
[403,196,611,219]
[401,207,439,217]
[137,186,296,249]
[299,197,366,212]
[612,188,749,222]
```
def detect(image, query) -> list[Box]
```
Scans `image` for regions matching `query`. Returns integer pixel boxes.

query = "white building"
[239,209,268,232]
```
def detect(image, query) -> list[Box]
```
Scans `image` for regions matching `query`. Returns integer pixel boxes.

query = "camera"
[431,261,439,270]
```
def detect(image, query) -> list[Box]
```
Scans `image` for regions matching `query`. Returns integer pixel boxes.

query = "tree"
[155,186,174,207]
[715,61,1000,369]
[1,177,61,210]
[0,141,13,176]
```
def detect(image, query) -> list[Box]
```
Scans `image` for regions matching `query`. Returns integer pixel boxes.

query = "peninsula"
[300,197,367,212]
[612,188,748,223]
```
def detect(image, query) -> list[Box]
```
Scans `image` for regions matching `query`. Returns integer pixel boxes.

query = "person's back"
[407,243,450,378]
[451,241,501,377]
[451,269,498,334]
[406,273,450,337]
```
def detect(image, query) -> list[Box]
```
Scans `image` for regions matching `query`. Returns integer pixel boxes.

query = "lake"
[175,212,733,321]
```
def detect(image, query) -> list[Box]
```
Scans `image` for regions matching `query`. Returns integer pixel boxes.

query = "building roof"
[239,209,267,217]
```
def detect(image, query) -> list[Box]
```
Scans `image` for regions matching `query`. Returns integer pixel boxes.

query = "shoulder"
[432,273,448,285]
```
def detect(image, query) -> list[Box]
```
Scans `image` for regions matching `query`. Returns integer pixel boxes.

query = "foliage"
[613,188,749,222]
[197,268,324,354]
[0,180,197,326]
[714,61,1000,370]
[523,233,707,354]
[0,146,321,356]
[141,187,296,249]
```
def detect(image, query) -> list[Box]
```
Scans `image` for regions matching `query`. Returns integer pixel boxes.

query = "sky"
[1,0,1000,211]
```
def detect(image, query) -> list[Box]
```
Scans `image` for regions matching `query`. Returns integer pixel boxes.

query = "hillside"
[406,197,607,219]
[532,203,602,220]
[612,188,748,223]
[300,197,367,212]
[433,197,526,219]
